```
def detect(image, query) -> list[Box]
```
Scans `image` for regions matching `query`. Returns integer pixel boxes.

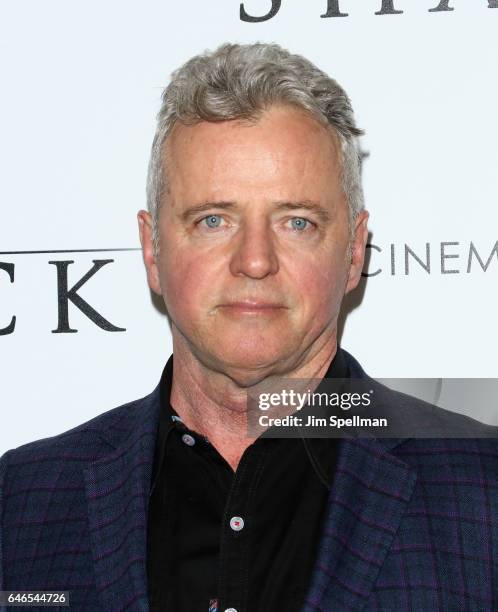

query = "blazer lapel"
[302,350,418,610]
[302,436,416,611]
[83,386,161,611]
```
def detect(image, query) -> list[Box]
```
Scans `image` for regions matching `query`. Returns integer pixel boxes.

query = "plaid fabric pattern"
[302,436,497,611]
[1,351,497,611]
[0,392,159,611]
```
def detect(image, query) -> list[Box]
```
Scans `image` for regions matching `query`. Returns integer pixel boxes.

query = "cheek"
[290,255,348,319]
[158,250,216,317]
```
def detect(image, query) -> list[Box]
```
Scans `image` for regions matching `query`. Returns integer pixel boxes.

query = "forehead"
[164,105,342,201]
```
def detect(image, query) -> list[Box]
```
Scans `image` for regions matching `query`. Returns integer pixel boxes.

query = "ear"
[345,209,369,294]
[137,210,162,295]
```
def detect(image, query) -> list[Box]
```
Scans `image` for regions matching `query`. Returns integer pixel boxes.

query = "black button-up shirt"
[147,349,349,612]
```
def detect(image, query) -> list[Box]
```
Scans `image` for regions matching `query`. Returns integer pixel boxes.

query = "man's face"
[139,105,368,384]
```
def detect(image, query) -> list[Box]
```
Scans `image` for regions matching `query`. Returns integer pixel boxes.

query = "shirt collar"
[150,348,349,495]
[296,348,348,490]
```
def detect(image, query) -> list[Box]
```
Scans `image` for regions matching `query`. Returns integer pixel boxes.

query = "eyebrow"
[180,200,332,224]
[180,201,237,222]
[273,201,333,224]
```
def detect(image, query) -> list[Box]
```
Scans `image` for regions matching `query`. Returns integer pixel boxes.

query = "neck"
[169,329,338,471]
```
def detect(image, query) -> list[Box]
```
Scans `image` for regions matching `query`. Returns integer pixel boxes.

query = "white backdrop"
[1,0,497,454]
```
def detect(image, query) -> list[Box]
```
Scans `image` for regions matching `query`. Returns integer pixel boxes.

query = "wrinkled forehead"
[161,105,343,205]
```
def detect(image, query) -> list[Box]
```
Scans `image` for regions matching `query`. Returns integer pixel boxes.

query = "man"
[0,43,496,612]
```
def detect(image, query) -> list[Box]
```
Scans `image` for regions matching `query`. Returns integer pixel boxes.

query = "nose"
[229,218,279,279]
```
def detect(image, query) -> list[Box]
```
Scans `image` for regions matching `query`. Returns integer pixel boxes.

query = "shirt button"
[229,516,244,531]
[181,433,196,446]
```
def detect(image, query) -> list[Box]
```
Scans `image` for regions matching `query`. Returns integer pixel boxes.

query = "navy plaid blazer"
[1,351,497,611]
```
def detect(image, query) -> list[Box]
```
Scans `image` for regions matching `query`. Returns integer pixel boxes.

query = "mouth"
[218,301,287,317]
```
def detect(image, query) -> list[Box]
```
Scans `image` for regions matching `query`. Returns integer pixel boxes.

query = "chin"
[208,340,294,380]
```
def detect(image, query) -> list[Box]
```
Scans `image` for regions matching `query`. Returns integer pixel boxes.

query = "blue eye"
[290,217,309,231]
[203,215,222,228]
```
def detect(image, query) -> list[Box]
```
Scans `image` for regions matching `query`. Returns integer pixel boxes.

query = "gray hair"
[146,42,364,254]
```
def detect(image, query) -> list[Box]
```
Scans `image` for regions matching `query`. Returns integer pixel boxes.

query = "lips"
[222,301,285,309]
[218,300,287,316]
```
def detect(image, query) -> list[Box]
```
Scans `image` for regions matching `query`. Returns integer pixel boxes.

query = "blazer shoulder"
[0,385,159,469]
[376,381,498,439]
[341,348,497,439]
